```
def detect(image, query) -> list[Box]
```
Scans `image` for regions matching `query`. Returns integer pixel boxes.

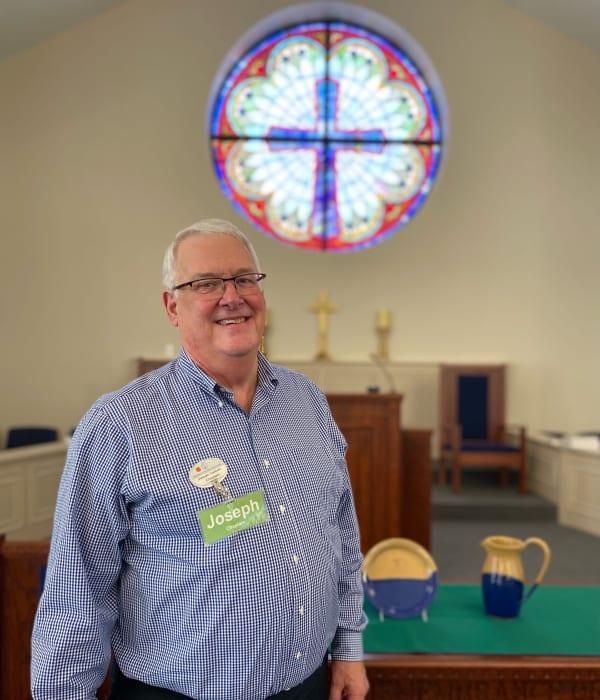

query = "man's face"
[163,234,266,366]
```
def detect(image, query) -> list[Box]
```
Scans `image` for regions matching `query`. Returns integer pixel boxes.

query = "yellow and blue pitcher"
[481,535,551,619]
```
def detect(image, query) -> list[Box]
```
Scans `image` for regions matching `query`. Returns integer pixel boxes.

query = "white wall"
[1,0,599,441]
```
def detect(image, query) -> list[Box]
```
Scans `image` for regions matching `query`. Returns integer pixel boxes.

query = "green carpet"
[363,584,600,656]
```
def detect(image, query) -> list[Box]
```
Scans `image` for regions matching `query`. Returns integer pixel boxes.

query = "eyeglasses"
[172,272,267,298]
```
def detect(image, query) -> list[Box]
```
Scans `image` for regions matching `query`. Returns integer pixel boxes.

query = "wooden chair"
[438,364,526,494]
[0,536,110,699]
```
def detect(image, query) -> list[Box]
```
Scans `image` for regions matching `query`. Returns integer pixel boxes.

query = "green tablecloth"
[363,584,600,656]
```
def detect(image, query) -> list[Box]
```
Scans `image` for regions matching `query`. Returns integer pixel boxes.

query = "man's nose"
[220,279,243,300]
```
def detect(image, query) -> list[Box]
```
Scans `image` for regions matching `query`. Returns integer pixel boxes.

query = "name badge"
[197,489,269,545]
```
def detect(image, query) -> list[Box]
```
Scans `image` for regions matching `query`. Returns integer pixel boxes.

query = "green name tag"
[197,489,270,545]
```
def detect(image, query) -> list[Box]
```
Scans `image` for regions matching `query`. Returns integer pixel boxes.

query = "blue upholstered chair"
[437,364,526,494]
[6,427,58,449]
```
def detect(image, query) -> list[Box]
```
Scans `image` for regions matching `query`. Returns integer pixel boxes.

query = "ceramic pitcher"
[481,535,551,618]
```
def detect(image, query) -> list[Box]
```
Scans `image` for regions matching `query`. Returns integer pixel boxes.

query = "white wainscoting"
[527,438,561,504]
[559,448,600,537]
[0,441,67,540]
[527,437,600,537]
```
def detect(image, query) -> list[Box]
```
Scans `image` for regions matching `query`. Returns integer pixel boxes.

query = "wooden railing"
[0,536,110,699]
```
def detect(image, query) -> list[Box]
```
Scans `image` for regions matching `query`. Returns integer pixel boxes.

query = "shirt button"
[263,459,270,467]
[295,651,302,660]
[217,401,224,408]
[292,554,299,564]
[279,504,285,513]
[299,606,304,615]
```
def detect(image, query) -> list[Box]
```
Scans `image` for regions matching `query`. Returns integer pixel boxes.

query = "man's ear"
[162,290,179,327]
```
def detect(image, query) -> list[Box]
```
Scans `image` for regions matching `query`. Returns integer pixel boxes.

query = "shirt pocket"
[285,447,347,525]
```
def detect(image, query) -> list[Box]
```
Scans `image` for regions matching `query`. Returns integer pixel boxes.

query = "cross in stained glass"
[267,80,385,249]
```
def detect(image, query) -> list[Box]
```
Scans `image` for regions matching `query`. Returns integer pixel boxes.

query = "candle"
[377,308,390,330]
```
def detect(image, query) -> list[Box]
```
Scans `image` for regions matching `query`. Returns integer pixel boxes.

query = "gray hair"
[162,218,261,290]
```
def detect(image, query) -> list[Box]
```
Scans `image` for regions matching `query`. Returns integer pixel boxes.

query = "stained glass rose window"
[209,14,444,252]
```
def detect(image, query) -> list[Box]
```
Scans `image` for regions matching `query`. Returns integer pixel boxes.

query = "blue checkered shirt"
[31,350,367,700]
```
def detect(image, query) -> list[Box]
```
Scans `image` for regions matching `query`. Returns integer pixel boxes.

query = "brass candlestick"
[376,308,391,361]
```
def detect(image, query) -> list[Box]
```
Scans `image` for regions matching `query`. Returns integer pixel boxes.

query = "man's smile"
[217,317,248,325]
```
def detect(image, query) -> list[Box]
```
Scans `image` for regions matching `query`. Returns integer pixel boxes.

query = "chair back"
[6,427,58,449]
[439,365,506,447]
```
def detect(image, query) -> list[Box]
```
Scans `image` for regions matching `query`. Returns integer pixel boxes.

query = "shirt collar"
[175,348,278,394]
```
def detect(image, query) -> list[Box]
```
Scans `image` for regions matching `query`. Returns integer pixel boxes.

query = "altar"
[362,584,600,700]
[2,539,598,700]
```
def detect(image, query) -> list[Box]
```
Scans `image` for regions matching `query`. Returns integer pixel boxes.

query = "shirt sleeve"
[319,395,368,661]
[31,407,131,700]
[328,474,368,660]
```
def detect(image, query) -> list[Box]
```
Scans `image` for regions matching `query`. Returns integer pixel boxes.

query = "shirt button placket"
[258,452,309,674]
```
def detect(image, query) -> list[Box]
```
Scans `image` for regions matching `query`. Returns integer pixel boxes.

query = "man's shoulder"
[92,360,178,412]
[267,361,323,394]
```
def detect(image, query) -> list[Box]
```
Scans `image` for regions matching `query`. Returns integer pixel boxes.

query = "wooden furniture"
[7,538,597,700]
[326,394,431,552]
[363,582,600,698]
[1,537,47,699]
[326,393,401,553]
[0,536,110,700]
[400,428,432,547]
[438,364,526,494]
[364,653,600,699]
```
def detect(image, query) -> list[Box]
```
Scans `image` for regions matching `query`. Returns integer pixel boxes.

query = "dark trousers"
[108,656,329,700]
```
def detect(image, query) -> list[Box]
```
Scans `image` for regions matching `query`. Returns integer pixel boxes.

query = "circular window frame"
[206,2,450,252]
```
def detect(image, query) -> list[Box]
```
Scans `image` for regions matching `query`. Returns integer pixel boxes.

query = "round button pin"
[189,458,228,488]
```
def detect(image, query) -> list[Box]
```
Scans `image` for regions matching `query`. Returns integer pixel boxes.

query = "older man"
[31,219,369,700]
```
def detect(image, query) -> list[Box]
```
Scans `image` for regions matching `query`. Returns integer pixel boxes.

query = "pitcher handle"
[521,537,552,603]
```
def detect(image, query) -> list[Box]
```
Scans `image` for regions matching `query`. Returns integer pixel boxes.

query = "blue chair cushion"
[461,442,519,453]
[443,442,519,453]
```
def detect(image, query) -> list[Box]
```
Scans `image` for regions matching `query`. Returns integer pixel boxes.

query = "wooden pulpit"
[327,393,431,553]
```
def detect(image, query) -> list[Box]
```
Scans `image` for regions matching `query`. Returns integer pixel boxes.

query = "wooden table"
[3,535,599,700]
[362,583,600,699]
[364,652,600,699]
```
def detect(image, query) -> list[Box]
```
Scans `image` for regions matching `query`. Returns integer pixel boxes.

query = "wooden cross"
[308,291,338,360]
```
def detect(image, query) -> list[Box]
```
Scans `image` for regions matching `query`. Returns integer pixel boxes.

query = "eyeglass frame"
[171,272,267,297]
